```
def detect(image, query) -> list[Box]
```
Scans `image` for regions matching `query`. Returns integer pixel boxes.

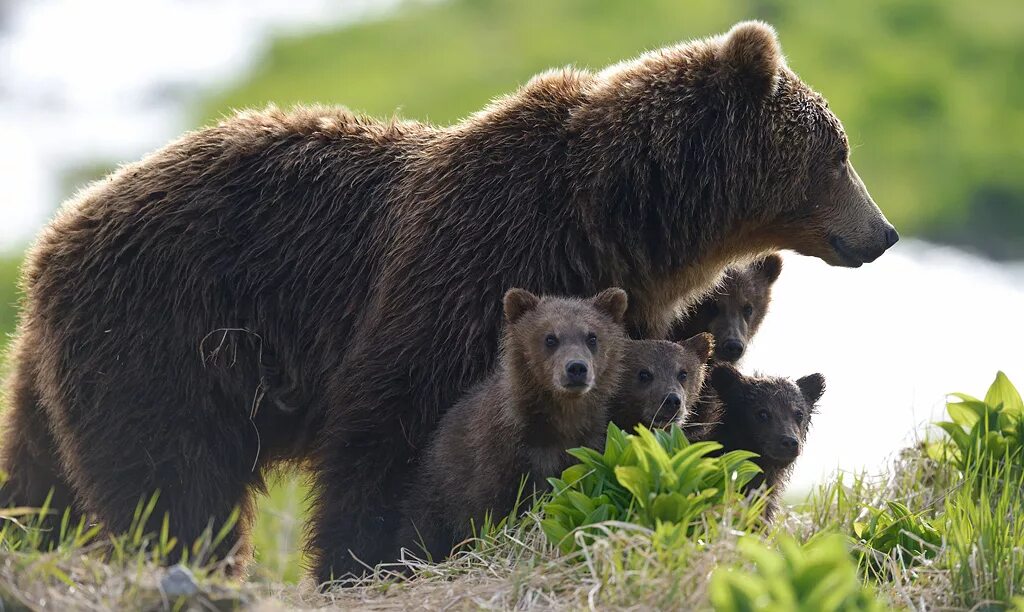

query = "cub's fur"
[399,288,628,561]
[610,334,713,433]
[705,364,825,518]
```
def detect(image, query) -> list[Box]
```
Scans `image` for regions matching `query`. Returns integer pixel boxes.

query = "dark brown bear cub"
[706,364,825,518]
[672,253,783,364]
[610,334,714,433]
[399,287,628,562]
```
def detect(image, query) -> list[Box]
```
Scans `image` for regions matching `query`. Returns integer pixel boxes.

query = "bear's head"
[502,287,628,401]
[710,365,825,467]
[713,21,898,267]
[583,21,898,271]
[611,333,713,431]
[683,253,782,363]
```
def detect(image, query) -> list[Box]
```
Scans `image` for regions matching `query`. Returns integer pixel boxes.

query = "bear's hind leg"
[0,336,81,547]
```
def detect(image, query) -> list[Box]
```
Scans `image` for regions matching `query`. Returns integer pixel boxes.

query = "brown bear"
[0,21,897,581]
[398,287,627,562]
[671,253,783,364]
[609,334,713,433]
[673,253,783,439]
[705,364,825,519]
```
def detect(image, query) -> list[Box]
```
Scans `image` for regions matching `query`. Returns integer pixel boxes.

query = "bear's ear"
[754,253,783,284]
[717,21,782,101]
[796,373,826,405]
[592,287,629,325]
[710,364,744,398]
[680,332,714,363]
[504,288,540,324]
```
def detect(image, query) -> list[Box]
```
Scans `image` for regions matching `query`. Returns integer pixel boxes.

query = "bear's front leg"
[307,429,415,585]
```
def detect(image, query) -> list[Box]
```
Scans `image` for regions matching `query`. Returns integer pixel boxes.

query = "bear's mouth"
[828,235,867,268]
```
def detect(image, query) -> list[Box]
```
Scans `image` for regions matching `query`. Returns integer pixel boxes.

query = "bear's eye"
[743,304,754,318]
[678,370,688,383]
[586,332,598,349]
[708,303,720,318]
[834,148,848,168]
[638,370,653,383]
[756,409,770,422]
[545,334,559,348]
[794,410,805,423]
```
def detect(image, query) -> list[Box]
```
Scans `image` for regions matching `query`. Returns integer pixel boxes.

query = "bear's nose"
[720,339,745,361]
[565,360,589,384]
[663,392,682,410]
[780,435,799,450]
[884,225,900,249]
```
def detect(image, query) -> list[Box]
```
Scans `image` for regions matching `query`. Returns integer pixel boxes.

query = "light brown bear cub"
[610,334,714,433]
[706,364,825,518]
[399,287,628,561]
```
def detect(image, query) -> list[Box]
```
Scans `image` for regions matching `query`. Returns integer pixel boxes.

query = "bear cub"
[706,364,825,518]
[610,334,714,433]
[399,287,628,561]
[672,253,782,364]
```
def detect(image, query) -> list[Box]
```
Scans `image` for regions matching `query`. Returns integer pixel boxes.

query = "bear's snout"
[718,339,745,362]
[563,360,591,389]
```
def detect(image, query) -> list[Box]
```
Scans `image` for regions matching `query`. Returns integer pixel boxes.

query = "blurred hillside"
[202,0,1024,259]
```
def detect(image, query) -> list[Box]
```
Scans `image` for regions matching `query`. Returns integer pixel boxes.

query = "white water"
[745,241,1024,489]
[1,1,1021,491]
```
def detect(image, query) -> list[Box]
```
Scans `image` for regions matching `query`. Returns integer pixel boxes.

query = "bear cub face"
[679,254,782,364]
[611,334,714,431]
[709,364,825,466]
[503,287,627,404]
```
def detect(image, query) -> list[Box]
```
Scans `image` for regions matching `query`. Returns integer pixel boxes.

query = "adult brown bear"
[0,21,897,581]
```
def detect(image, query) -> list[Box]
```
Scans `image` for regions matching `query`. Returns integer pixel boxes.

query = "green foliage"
[934,371,1024,475]
[200,0,1024,257]
[853,501,941,577]
[709,534,892,612]
[540,423,764,553]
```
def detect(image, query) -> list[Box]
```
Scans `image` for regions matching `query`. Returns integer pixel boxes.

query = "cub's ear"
[592,287,629,325]
[504,288,540,324]
[796,373,826,405]
[710,364,744,398]
[754,253,783,284]
[680,332,714,363]
[717,21,782,101]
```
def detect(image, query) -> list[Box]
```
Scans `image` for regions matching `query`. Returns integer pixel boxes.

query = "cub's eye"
[794,410,805,422]
[743,304,754,318]
[586,332,598,349]
[708,303,720,318]
[545,334,558,348]
[756,409,770,422]
[638,370,653,383]
[678,370,688,383]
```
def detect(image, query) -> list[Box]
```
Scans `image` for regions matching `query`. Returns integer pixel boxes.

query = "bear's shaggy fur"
[609,334,713,433]
[0,21,895,580]
[398,288,627,561]
[704,365,825,518]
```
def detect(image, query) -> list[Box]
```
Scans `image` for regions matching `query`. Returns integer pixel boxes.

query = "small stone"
[161,564,199,598]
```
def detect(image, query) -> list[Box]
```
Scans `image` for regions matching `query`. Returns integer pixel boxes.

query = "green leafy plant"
[853,500,942,576]
[541,423,764,553]
[934,371,1024,475]
[710,534,892,612]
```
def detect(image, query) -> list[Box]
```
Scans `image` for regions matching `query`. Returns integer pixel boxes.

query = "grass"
[1,373,1022,610]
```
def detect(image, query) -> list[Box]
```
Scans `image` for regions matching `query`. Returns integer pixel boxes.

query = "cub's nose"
[720,339,745,362]
[565,360,589,385]
[884,225,900,249]
[780,435,799,452]
[663,392,682,410]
